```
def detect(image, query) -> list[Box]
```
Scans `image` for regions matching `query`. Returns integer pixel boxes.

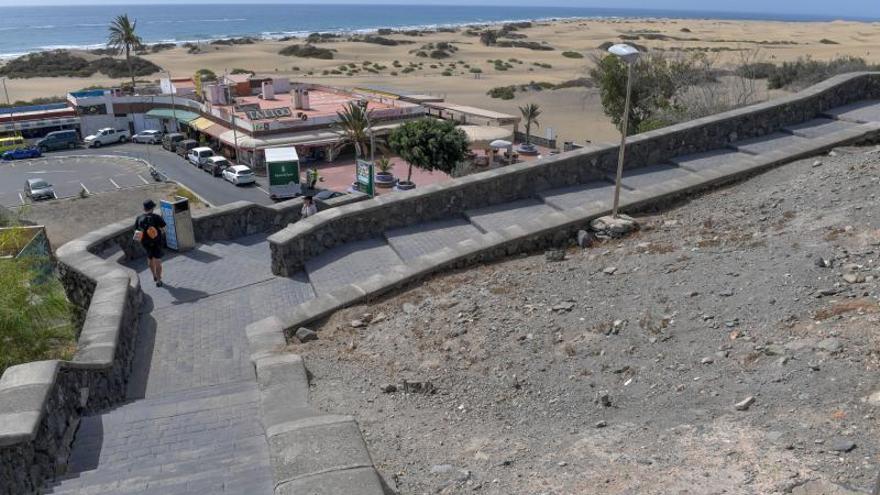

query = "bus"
[0,134,25,153]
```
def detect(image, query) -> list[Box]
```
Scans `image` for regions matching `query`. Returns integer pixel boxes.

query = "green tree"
[388,118,469,184]
[333,101,383,158]
[518,103,542,144]
[589,52,686,135]
[107,14,144,91]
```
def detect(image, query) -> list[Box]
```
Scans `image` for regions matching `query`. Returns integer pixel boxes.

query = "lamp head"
[607,43,640,64]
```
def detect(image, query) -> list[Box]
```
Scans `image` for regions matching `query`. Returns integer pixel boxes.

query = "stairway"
[44,381,272,494]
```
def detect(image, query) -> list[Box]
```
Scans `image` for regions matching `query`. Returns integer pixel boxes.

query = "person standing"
[134,199,167,287]
[301,196,317,218]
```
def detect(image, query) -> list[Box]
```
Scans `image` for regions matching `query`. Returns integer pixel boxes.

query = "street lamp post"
[224,71,241,164]
[607,43,640,218]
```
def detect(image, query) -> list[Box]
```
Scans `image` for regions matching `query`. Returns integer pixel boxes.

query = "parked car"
[83,128,130,148]
[187,146,215,167]
[35,130,78,152]
[314,190,346,201]
[161,132,185,152]
[132,130,163,144]
[203,156,230,176]
[24,178,55,201]
[2,146,42,161]
[222,165,256,185]
[175,139,198,158]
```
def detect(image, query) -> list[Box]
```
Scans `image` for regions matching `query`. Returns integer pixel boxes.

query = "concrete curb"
[244,317,386,495]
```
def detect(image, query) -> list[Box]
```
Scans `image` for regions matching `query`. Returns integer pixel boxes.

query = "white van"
[187,147,215,167]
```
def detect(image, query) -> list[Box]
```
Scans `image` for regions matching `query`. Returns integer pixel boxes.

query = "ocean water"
[0,3,876,58]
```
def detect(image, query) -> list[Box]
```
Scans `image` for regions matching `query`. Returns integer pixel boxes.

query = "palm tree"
[107,14,144,92]
[332,101,384,158]
[518,103,542,145]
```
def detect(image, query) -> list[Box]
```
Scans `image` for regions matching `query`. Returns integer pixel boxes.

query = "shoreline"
[3,10,880,59]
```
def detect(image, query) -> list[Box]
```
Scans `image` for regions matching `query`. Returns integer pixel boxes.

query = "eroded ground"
[296,145,880,495]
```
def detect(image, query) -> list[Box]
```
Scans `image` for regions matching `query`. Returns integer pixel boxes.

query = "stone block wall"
[269,72,880,276]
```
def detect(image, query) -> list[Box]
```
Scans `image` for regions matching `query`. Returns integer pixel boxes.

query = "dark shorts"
[143,243,163,260]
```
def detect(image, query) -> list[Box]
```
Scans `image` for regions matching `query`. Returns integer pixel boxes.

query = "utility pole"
[165,70,178,133]
[2,77,17,138]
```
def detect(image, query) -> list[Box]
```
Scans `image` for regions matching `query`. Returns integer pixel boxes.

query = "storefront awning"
[188,117,215,131]
[202,123,229,140]
[145,108,200,123]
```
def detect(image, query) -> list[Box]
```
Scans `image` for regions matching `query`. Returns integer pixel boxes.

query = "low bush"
[765,56,880,90]
[735,62,776,79]
[278,44,335,59]
[495,40,554,51]
[0,50,161,78]
[487,85,516,100]
[150,43,176,53]
[0,253,75,374]
[562,51,584,59]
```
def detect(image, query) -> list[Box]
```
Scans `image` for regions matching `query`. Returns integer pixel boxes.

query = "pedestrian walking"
[134,199,167,287]
[301,196,317,218]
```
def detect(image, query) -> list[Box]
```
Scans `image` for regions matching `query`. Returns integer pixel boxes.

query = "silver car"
[132,130,163,144]
[25,178,56,201]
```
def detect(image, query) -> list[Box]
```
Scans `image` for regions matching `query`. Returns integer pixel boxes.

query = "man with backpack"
[134,199,167,287]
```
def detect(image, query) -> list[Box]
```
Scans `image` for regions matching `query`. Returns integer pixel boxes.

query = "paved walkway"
[45,100,880,494]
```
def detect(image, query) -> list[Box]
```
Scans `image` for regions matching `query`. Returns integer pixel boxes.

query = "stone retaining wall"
[0,191,369,494]
[269,72,880,276]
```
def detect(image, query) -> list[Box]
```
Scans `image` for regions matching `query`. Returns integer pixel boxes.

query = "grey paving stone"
[465,198,559,232]
[538,180,616,210]
[670,149,757,173]
[823,99,880,123]
[305,238,402,295]
[618,164,694,191]
[730,132,812,155]
[385,217,484,261]
[783,117,860,138]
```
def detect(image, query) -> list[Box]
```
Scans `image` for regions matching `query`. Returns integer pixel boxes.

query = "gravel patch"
[295,145,880,495]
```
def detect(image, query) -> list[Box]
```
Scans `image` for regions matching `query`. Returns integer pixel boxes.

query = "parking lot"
[49,143,274,206]
[0,155,154,206]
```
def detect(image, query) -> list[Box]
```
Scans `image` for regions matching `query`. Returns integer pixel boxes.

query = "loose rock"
[734,396,755,411]
[295,327,318,343]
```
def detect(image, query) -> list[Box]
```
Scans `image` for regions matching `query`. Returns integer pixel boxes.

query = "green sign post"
[356,159,375,197]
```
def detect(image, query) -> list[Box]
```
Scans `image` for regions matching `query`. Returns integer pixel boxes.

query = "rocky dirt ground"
[295,145,880,495]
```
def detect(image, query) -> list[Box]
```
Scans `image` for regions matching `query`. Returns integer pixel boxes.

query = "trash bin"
[159,197,195,251]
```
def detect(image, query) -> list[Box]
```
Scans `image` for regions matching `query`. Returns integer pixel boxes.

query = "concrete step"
[783,117,860,138]
[822,99,880,123]
[538,180,616,210]
[465,198,559,233]
[384,217,484,261]
[729,132,811,155]
[304,237,403,295]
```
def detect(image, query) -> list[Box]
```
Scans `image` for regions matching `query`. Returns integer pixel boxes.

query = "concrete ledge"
[267,415,374,482]
[275,466,386,495]
[245,314,386,495]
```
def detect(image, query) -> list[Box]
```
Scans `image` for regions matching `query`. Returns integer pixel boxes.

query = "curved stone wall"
[0,194,369,494]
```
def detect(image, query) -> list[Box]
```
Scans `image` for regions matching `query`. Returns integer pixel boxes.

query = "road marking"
[108,178,120,189]
[256,185,269,195]
[18,192,24,204]
[80,182,90,195]
[137,174,149,184]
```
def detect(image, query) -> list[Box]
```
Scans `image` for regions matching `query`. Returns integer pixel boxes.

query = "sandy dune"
[3,17,879,145]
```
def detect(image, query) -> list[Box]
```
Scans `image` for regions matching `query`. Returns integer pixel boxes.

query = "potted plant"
[374,156,395,188]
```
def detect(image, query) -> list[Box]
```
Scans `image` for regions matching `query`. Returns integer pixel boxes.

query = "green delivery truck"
[265,147,301,201]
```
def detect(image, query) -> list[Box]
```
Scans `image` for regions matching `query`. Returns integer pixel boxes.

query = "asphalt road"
[0,155,155,207]
[21,142,272,207]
